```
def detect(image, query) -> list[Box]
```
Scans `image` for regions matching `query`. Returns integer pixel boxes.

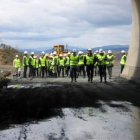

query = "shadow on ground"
[0,78,140,130]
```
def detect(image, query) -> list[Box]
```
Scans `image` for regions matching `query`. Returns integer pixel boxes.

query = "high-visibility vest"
[22,56,28,66]
[106,55,114,66]
[59,58,65,66]
[97,53,106,65]
[70,55,79,66]
[120,55,127,65]
[13,58,21,68]
[86,54,94,65]
[46,59,49,67]
[52,56,58,66]
[65,57,70,65]
[35,59,41,68]
[40,56,46,66]
[78,55,84,65]
[31,57,35,66]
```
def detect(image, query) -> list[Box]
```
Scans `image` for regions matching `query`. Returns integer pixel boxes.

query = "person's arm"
[28,57,31,66]
[124,56,127,62]
[23,57,26,66]
[84,55,86,65]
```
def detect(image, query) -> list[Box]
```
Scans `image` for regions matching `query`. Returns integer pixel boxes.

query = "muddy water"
[0,101,139,140]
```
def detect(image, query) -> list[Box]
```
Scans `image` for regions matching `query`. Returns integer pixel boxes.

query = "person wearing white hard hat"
[39,51,46,78]
[51,51,59,78]
[97,49,107,83]
[28,52,35,79]
[13,54,21,79]
[45,54,50,77]
[85,48,95,83]
[78,51,85,78]
[65,53,70,76]
[22,51,29,78]
[48,55,53,77]
[34,56,40,77]
[69,49,79,82]
[58,54,65,77]
[106,50,115,79]
[120,50,127,73]
[94,52,99,76]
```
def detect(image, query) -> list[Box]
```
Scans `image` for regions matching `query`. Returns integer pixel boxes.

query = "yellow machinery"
[53,45,68,55]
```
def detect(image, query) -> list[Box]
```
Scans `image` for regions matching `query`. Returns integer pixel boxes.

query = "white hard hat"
[96,50,99,53]
[108,50,112,54]
[88,48,92,51]
[99,49,103,53]
[59,54,63,57]
[31,52,34,55]
[24,51,28,54]
[73,49,76,52]
[15,55,18,57]
[94,52,97,55]
[121,50,125,53]
[53,51,57,55]
[34,56,37,58]
[45,53,49,56]
[50,55,53,58]
[68,52,71,55]
[64,54,67,56]
[41,51,45,54]
[78,51,83,55]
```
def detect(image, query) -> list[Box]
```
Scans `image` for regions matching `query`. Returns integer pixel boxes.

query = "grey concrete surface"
[121,0,140,81]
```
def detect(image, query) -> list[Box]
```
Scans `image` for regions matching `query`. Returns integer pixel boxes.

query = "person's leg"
[91,65,94,82]
[62,66,64,77]
[82,65,86,78]
[121,65,124,73]
[86,66,90,82]
[70,66,74,82]
[103,66,107,82]
[99,66,102,82]
[23,66,27,78]
[74,67,77,82]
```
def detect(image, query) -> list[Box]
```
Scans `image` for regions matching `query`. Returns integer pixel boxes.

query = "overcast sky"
[0,0,132,49]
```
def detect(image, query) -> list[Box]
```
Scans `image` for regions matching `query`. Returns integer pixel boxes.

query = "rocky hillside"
[0,44,23,65]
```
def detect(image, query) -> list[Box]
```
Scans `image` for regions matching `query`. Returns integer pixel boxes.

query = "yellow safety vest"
[120,55,126,65]
[106,55,114,66]
[86,54,94,65]
[40,56,46,66]
[65,57,70,65]
[59,58,65,66]
[70,54,79,66]
[78,55,84,65]
[97,53,106,65]
[13,58,20,68]
[22,56,28,66]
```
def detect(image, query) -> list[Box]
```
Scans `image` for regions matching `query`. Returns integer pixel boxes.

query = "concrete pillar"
[121,0,140,81]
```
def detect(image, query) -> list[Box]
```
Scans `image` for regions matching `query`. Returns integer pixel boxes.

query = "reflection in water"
[0,102,139,140]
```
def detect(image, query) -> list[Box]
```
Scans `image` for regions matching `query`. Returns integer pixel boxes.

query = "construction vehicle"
[52,45,68,55]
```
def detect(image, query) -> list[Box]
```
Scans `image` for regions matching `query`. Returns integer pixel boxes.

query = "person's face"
[88,50,92,54]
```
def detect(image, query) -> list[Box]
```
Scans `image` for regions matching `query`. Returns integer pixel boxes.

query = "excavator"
[52,45,68,55]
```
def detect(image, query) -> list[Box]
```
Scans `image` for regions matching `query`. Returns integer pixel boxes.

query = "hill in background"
[19,45,129,54]
[0,44,23,65]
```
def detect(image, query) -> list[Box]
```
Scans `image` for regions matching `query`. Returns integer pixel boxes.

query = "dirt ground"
[0,64,140,140]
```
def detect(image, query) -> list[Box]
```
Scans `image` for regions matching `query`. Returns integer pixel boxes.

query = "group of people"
[13,48,127,83]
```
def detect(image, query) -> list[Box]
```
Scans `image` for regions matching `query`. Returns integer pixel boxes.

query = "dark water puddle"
[7,83,63,89]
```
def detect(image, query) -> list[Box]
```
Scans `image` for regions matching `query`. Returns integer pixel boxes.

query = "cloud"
[0,0,132,49]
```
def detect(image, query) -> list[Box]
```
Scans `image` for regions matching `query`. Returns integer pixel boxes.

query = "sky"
[0,0,132,49]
